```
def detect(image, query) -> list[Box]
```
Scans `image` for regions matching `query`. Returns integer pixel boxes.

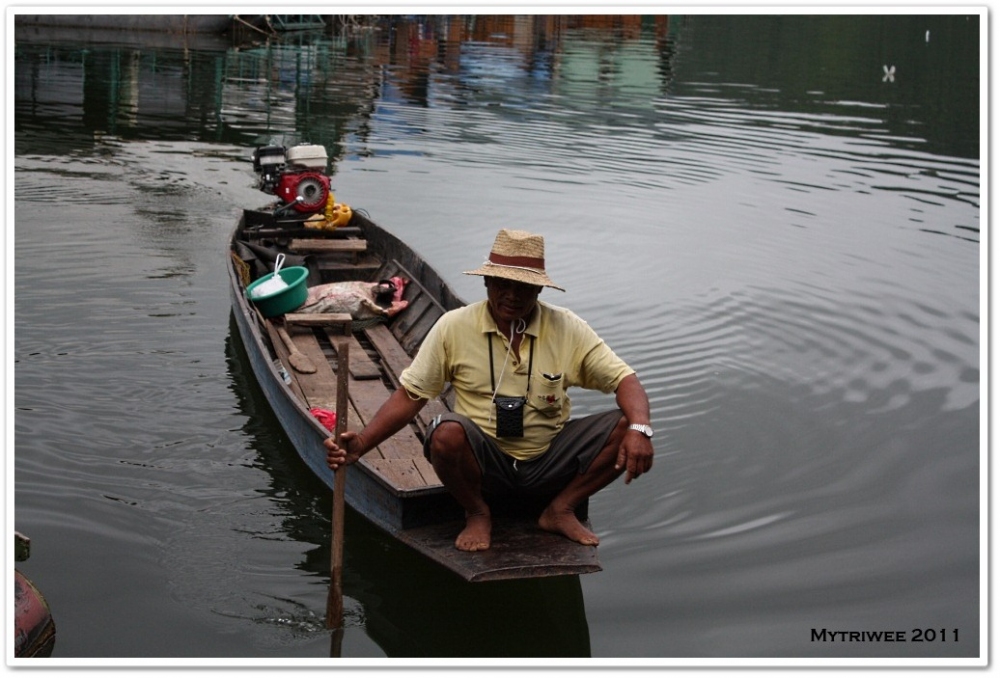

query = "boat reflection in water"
[339,516,591,658]
[225,318,591,658]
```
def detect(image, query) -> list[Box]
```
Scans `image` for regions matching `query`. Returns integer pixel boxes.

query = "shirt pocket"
[529,371,565,417]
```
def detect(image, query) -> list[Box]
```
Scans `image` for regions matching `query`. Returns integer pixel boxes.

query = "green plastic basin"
[245,266,309,317]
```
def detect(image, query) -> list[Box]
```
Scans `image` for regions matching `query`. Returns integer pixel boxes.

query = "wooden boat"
[228,202,601,582]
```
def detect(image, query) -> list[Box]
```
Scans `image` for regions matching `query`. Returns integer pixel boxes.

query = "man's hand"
[323,387,427,472]
[616,431,654,484]
[325,432,366,471]
[612,374,655,484]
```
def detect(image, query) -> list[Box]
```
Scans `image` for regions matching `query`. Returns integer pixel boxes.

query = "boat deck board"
[345,373,424,460]
[265,320,365,431]
[332,330,382,380]
[362,457,440,491]
[283,312,382,381]
[272,318,444,492]
[397,518,602,582]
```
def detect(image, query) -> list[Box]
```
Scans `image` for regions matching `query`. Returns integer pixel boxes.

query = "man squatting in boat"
[325,228,655,551]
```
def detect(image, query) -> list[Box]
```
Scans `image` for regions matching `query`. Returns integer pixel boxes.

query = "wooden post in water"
[326,333,350,630]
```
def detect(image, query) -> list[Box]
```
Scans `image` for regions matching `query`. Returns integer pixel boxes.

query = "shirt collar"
[477,300,541,338]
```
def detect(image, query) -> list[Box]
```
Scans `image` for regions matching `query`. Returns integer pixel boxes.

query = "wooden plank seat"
[288,238,368,255]
[314,257,381,277]
[285,312,352,327]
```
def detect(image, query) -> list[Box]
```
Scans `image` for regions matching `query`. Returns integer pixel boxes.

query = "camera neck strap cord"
[488,323,534,422]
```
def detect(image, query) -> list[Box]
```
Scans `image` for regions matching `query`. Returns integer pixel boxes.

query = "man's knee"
[607,414,628,446]
[428,420,470,462]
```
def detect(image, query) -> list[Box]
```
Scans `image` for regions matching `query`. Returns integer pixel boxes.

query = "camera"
[494,396,526,438]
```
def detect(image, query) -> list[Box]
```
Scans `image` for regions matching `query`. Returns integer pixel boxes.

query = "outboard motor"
[252,144,331,214]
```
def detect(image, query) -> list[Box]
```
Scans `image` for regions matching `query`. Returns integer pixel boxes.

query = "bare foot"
[538,506,600,546]
[455,513,491,551]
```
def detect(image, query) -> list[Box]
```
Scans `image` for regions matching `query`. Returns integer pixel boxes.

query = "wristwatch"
[628,423,654,439]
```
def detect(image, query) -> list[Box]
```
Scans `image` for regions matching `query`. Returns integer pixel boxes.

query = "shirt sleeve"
[565,310,635,393]
[399,312,450,400]
[579,341,635,393]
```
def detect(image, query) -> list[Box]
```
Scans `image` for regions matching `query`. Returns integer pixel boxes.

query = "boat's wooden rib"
[229,208,602,581]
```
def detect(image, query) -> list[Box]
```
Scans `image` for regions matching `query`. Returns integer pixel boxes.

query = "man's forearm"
[615,373,651,425]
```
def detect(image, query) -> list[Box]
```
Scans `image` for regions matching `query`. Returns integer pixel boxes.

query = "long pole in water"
[327,337,350,630]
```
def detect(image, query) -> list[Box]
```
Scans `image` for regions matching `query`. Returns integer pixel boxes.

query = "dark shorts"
[423,409,624,500]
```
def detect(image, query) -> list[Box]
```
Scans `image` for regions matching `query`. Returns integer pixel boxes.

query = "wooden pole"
[326,335,350,630]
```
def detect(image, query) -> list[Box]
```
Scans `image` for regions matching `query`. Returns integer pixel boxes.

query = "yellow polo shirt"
[400,300,634,460]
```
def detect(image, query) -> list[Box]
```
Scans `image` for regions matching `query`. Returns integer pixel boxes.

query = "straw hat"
[464,229,564,291]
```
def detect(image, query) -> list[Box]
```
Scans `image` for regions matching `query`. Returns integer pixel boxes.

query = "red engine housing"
[276,171,330,213]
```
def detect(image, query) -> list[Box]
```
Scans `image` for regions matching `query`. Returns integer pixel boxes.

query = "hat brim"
[463,263,565,292]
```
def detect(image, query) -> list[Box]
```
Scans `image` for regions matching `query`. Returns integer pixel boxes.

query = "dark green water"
[12,13,981,665]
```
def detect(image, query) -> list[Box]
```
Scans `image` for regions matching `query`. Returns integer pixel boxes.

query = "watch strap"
[628,423,653,438]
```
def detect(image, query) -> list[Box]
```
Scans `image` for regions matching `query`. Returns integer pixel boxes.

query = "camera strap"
[489,333,534,397]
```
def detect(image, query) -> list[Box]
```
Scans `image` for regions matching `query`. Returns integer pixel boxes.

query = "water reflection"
[224,316,591,658]
[15,14,978,158]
